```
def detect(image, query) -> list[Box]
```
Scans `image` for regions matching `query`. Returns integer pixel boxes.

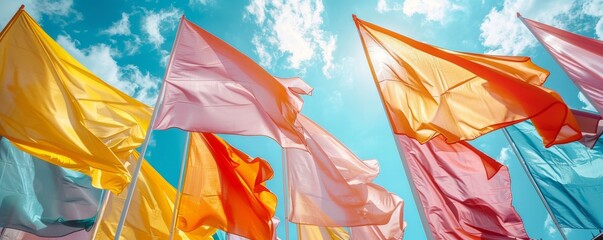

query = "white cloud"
[578,92,597,112]
[498,147,511,165]
[376,0,402,13]
[252,35,273,67]
[142,7,181,49]
[544,215,572,238]
[245,0,337,78]
[376,0,461,23]
[102,13,131,36]
[189,0,213,5]
[582,0,603,39]
[0,0,80,27]
[56,35,161,105]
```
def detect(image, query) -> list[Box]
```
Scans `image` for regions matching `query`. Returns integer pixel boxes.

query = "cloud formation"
[578,92,597,112]
[102,13,131,36]
[498,147,511,165]
[142,7,181,49]
[376,0,461,23]
[0,0,80,27]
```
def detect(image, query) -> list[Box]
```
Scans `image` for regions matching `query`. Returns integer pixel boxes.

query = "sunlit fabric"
[177,133,277,240]
[506,121,603,229]
[0,228,90,240]
[397,135,528,239]
[0,9,152,193]
[153,17,307,149]
[286,115,404,236]
[94,152,215,240]
[354,16,580,147]
[571,109,603,149]
[520,14,603,116]
[228,217,280,240]
[0,138,101,237]
[350,196,405,240]
[298,225,350,240]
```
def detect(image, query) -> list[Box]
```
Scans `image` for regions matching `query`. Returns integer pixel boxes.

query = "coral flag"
[353,15,580,147]
[397,135,528,239]
[228,217,280,240]
[286,115,404,238]
[0,8,152,193]
[519,14,603,116]
[153,17,307,149]
[177,133,277,240]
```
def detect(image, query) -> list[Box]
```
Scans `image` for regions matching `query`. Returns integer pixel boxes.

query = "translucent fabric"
[153,17,308,149]
[298,225,350,240]
[520,15,603,116]
[354,16,580,147]
[507,121,603,229]
[228,217,280,240]
[177,133,277,240]
[571,109,603,149]
[0,9,152,193]
[0,228,89,240]
[397,135,528,239]
[0,138,102,237]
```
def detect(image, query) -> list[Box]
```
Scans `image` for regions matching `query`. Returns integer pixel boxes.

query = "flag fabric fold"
[228,217,281,240]
[0,138,102,238]
[153,17,307,149]
[353,15,580,147]
[396,135,528,239]
[350,197,405,240]
[0,9,152,193]
[571,109,603,149]
[519,14,603,116]
[506,121,603,229]
[176,133,277,240]
[298,225,350,240]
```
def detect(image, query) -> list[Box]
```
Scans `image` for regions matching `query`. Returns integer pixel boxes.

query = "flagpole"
[352,14,434,240]
[113,16,185,240]
[169,131,191,240]
[502,128,568,240]
[0,227,6,239]
[90,190,111,240]
[281,149,290,240]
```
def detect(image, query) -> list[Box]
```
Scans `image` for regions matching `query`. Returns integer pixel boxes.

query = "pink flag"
[350,196,406,240]
[519,14,603,116]
[571,109,603,149]
[396,135,528,239]
[286,115,404,235]
[153,17,307,149]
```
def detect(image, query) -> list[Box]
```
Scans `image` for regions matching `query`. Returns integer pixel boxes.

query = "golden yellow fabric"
[0,9,152,193]
[95,152,215,240]
[298,225,350,240]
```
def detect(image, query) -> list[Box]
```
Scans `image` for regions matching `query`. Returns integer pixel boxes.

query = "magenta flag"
[519,14,603,116]
[285,115,404,236]
[153,17,307,149]
[396,135,528,239]
[571,109,603,149]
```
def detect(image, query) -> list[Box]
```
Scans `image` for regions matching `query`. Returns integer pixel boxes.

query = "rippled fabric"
[0,228,90,240]
[94,152,215,240]
[520,14,603,116]
[177,133,277,240]
[0,138,102,237]
[571,109,603,149]
[0,9,152,193]
[507,121,603,229]
[153,17,307,149]
[350,196,405,240]
[286,115,404,238]
[298,225,349,240]
[228,217,280,240]
[353,16,580,147]
[397,135,528,239]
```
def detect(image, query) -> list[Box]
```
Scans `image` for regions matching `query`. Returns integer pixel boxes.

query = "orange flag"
[177,133,277,240]
[353,15,580,147]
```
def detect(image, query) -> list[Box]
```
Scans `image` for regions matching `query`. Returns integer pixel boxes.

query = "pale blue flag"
[506,121,603,229]
[0,137,103,237]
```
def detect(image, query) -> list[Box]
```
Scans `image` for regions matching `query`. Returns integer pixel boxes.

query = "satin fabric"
[177,133,277,240]
[350,196,405,240]
[397,135,528,239]
[0,9,152,193]
[0,228,90,240]
[506,121,603,229]
[520,15,603,116]
[354,16,580,147]
[153,17,307,149]
[298,225,350,240]
[0,138,101,237]
[228,217,280,240]
[571,109,603,149]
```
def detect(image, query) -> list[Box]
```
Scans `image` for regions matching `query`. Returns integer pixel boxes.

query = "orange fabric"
[354,16,581,147]
[177,133,277,240]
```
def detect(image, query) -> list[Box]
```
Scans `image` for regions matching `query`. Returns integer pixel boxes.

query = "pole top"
[516,12,522,18]
[20,4,25,10]
[352,14,358,20]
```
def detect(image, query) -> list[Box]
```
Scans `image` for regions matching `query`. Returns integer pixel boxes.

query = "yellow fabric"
[95,152,216,240]
[298,225,350,240]
[0,9,152,193]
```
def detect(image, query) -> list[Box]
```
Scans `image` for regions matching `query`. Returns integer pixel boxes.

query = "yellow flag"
[0,8,152,193]
[298,225,350,240]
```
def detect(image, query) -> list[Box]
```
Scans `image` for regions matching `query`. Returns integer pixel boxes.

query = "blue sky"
[2,0,602,239]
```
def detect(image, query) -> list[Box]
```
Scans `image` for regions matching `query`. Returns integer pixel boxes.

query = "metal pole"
[352,15,434,240]
[0,227,6,240]
[281,149,290,240]
[169,132,191,240]
[502,128,568,240]
[90,190,111,240]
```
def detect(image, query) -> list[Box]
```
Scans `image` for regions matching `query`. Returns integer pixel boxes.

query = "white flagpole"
[113,16,185,240]
[90,190,111,240]
[281,149,290,240]
[502,128,568,240]
[169,131,191,240]
[352,15,434,240]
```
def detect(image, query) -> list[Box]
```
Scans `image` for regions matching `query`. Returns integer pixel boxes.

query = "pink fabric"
[228,217,280,240]
[571,109,603,149]
[521,15,603,116]
[350,195,406,240]
[285,115,403,234]
[396,135,528,239]
[153,18,307,149]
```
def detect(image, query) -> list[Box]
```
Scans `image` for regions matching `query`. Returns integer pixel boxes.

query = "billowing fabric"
[0,228,90,240]
[571,109,603,149]
[177,133,277,240]
[0,9,152,193]
[153,17,307,149]
[286,115,404,237]
[94,152,215,240]
[0,138,101,237]
[397,135,528,239]
[228,217,280,240]
[298,225,350,240]
[354,16,580,147]
[506,121,603,229]
[350,197,405,240]
[520,14,603,116]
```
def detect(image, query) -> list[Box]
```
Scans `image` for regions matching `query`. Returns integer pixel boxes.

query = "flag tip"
[352,14,358,20]
[181,14,185,19]
[19,4,25,10]
[516,12,521,18]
